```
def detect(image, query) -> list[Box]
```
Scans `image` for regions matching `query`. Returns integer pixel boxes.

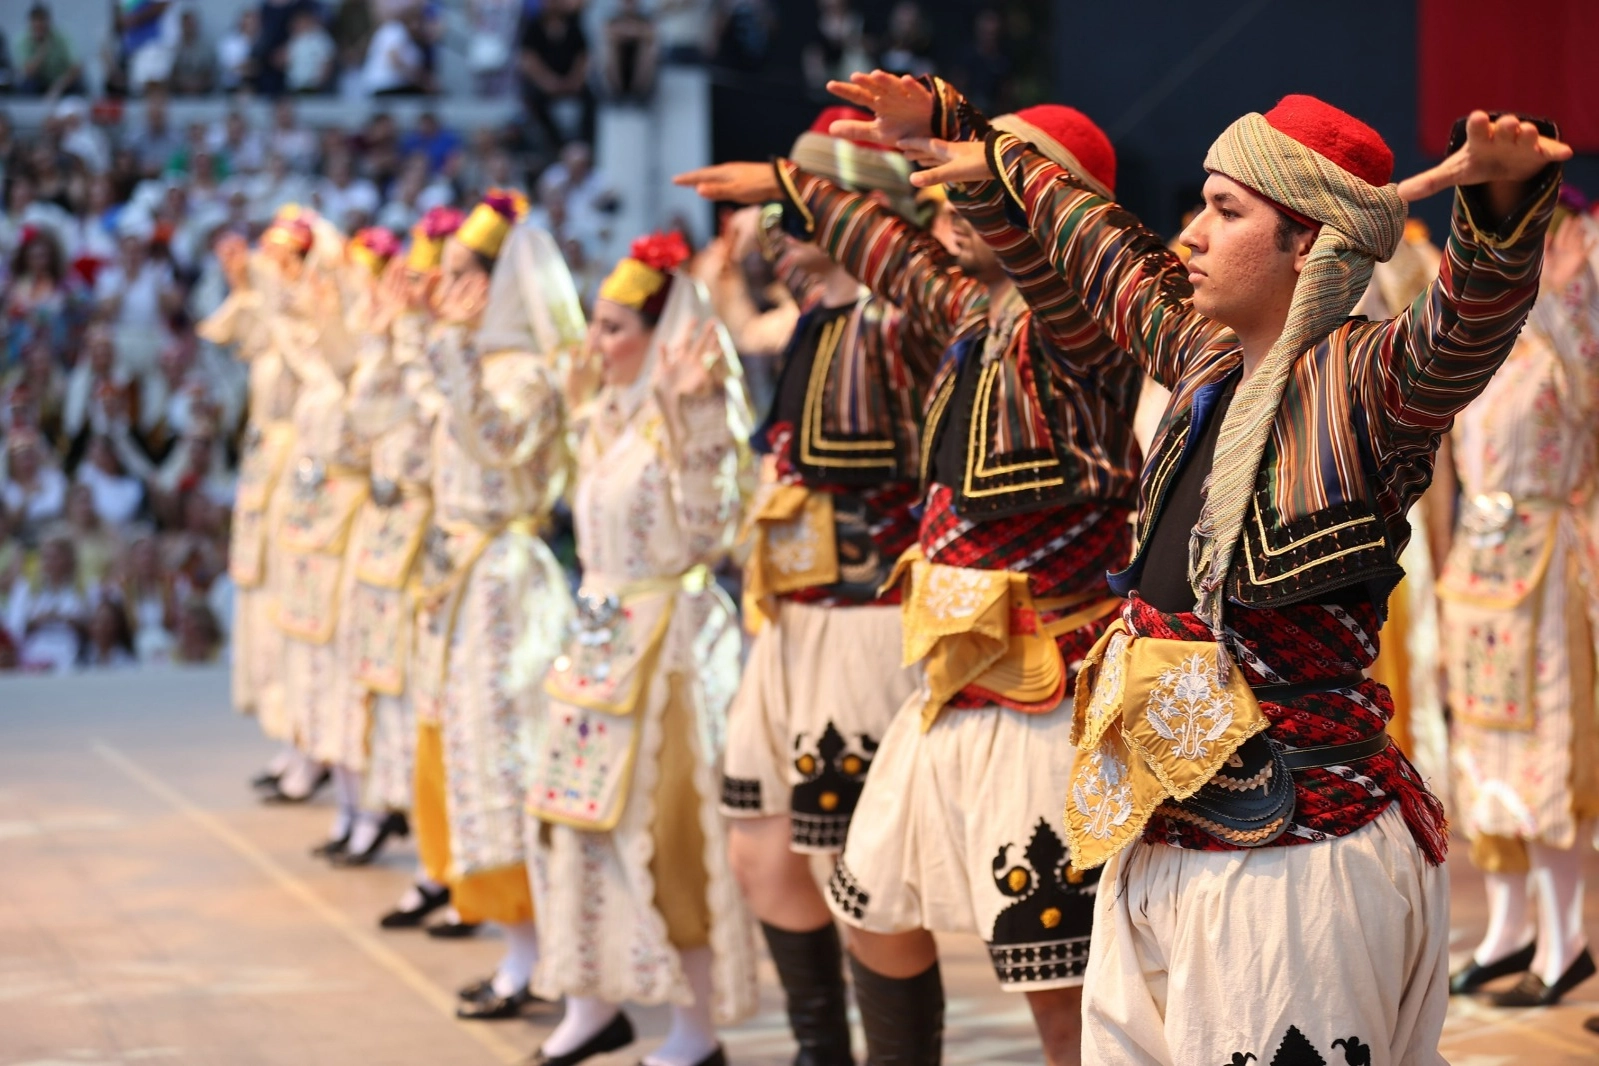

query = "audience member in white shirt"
[314,151,381,231]
[285,10,337,93]
[4,531,86,674]
[362,15,425,96]
[77,436,146,527]
[2,431,68,540]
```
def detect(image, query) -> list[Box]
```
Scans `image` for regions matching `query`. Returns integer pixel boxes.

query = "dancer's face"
[1178,173,1310,335]
[589,300,653,388]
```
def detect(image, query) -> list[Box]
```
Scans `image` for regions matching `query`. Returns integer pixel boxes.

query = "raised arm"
[429,324,564,471]
[771,160,986,353]
[1359,118,1563,464]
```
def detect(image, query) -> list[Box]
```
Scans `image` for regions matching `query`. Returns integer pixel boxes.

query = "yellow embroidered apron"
[888,546,1121,729]
[274,464,369,644]
[230,421,295,589]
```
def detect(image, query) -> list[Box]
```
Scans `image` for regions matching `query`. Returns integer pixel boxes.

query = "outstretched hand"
[1396,111,1572,204]
[898,137,991,188]
[825,71,935,147]
[673,162,782,205]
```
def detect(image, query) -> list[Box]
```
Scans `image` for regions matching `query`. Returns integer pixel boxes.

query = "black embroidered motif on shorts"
[1225,1026,1372,1066]
[985,817,1099,986]
[790,720,878,849]
[720,774,763,812]
[827,858,870,920]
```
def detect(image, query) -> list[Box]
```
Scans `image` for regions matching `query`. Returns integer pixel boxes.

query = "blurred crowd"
[0,0,1035,674]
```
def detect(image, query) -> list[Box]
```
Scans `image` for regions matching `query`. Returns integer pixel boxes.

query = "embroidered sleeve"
[1552,257,1599,420]
[774,158,986,357]
[979,127,1230,390]
[430,326,564,471]
[345,331,408,442]
[659,388,748,564]
[196,289,266,359]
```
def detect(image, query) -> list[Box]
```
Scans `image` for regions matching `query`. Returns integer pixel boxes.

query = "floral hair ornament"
[598,230,692,320]
[407,206,466,271]
[457,189,530,260]
[349,226,402,276]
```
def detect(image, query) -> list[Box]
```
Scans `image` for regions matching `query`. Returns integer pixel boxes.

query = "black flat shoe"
[1488,947,1596,1007]
[460,975,556,1009]
[1449,940,1536,994]
[528,1012,635,1065]
[310,832,350,859]
[378,883,450,929]
[332,812,411,867]
[456,983,537,1020]
[636,1047,726,1066]
[426,918,481,939]
[251,769,283,790]
[260,767,332,804]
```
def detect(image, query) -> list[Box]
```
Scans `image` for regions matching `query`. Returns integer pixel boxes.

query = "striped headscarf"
[1192,97,1406,671]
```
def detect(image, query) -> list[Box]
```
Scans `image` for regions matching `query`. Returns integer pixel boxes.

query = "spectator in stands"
[110,528,175,660]
[375,152,453,233]
[877,0,934,75]
[952,6,1012,115]
[243,151,312,224]
[537,140,616,262]
[62,175,121,285]
[254,0,316,97]
[2,430,68,542]
[77,435,145,526]
[217,8,259,93]
[267,100,318,173]
[83,595,138,668]
[654,0,710,65]
[95,222,177,379]
[4,526,86,673]
[518,0,594,150]
[123,0,177,95]
[55,98,111,176]
[466,0,519,97]
[602,0,659,104]
[99,0,132,98]
[352,112,402,191]
[803,0,867,89]
[148,422,234,528]
[61,324,131,454]
[7,338,69,445]
[168,7,218,95]
[0,26,13,95]
[328,0,374,94]
[16,4,85,99]
[131,89,184,178]
[172,596,221,663]
[5,228,76,360]
[210,110,265,175]
[363,5,429,97]
[64,483,118,587]
[315,148,379,231]
[285,7,336,94]
[399,111,461,175]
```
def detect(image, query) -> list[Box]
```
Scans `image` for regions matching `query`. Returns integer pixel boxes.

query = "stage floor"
[1,667,1594,1065]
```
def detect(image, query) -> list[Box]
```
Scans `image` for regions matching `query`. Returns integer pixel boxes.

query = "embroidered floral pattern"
[1071,748,1135,841]
[1146,653,1238,762]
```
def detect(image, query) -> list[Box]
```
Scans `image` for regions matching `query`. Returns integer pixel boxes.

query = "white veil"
[475,223,588,358]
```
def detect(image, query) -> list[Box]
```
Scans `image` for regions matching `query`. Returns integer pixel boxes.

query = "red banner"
[1418,0,1599,155]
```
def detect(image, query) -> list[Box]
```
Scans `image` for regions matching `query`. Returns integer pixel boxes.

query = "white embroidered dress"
[200,280,298,738]
[529,354,757,1023]
[1446,242,1599,850]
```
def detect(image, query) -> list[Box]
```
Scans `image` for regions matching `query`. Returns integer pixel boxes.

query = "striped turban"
[1189,95,1407,662]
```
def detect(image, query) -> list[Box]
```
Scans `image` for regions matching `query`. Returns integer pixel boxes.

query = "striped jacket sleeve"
[1357,158,1560,478]
[979,132,1232,390]
[773,157,985,363]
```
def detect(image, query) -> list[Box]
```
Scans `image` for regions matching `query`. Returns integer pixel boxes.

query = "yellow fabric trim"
[458,203,512,259]
[774,160,815,236]
[649,674,712,950]
[742,485,839,621]
[414,721,452,885]
[1065,620,1270,870]
[598,257,669,311]
[1460,179,1558,252]
[454,864,534,926]
[1469,832,1530,874]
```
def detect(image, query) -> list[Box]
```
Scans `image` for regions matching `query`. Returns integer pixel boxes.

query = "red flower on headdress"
[354,226,402,259]
[629,231,691,274]
[420,206,465,239]
[481,188,529,222]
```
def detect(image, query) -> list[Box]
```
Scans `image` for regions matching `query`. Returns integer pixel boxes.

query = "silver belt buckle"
[370,476,399,507]
[1462,491,1515,549]
[557,590,622,683]
[293,457,325,500]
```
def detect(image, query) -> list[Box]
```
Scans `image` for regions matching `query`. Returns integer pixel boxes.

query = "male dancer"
[833,70,1569,1062]
[679,103,1140,1066]
[678,109,940,1065]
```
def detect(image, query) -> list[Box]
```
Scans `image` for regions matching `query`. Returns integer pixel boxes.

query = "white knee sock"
[491,920,539,996]
[542,996,620,1057]
[327,765,363,841]
[1529,838,1589,985]
[644,947,719,1066]
[1474,870,1534,965]
[266,744,296,776]
[277,751,321,799]
[345,810,385,854]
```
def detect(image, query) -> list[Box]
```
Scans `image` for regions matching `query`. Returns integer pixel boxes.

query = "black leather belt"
[1253,671,1365,702]
[1279,731,1392,772]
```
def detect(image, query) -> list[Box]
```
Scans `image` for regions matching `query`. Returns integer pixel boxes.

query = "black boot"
[847,954,943,1066]
[761,922,855,1066]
